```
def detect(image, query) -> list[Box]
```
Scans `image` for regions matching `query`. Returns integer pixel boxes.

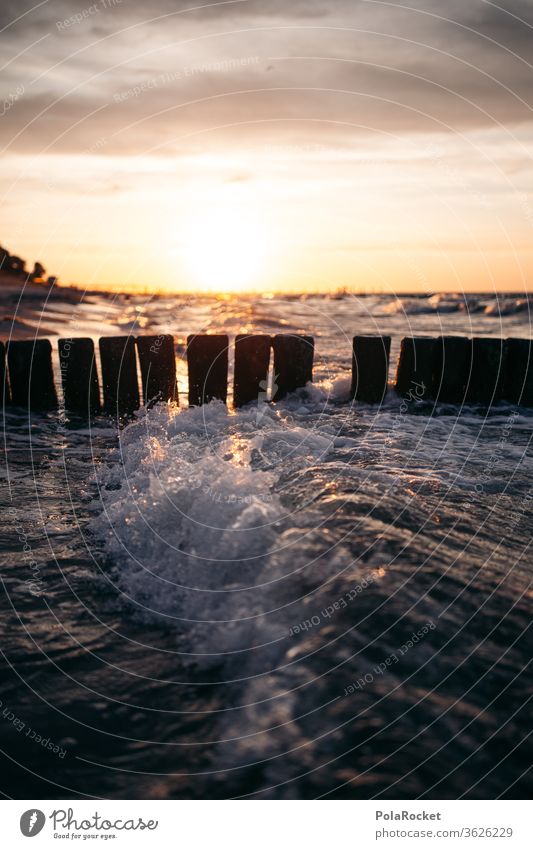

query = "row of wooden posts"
[0,334,532,418]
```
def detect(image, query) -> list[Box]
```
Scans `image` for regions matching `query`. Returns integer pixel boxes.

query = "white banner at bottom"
[1,800,530,848]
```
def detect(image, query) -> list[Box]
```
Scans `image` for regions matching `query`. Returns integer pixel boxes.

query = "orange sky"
[1,0,532,293]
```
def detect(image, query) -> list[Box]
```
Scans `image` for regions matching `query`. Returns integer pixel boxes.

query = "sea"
[1,289,532,799]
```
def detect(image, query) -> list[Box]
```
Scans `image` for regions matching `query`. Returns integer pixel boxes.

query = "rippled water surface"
[1,291,532,798]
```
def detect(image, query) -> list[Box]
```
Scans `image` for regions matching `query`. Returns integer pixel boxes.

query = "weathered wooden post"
[99,336,139,417]
[58,338,100,416]
[351,335,390,403]
[395,336,435,400]
[271,334,314,401]
[7,339,57,410]
[433,336,469,403]
[187,334,229,406]
[466,337,507,404]
[0,341,10,406]
[504,338,533,405]
[136,334,178,405]
[233,334,271,408]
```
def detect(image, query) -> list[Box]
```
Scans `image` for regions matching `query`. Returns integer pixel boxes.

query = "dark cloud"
[0,0,328,32]
[0,0,532,155]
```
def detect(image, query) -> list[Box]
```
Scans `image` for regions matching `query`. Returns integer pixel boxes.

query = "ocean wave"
[483,298,530,316]
[381,294,531,317]
[88,394,532,648]
[88,403,336,649]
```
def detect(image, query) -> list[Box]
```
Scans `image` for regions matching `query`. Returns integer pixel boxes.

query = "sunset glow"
[181,205,271,292]
[0,1,531,294]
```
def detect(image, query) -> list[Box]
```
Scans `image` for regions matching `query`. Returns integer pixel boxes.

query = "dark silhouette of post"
[466,337,507,404]
[136,334,178,405]
[7,339,57,410]
[351,335,390,403]
[504,338,533,405]
[395,336,435,400]
[433,336,469,403]
[271,335,314,400]
[0,341,10,405]
[187,334,229,406]
[99,336,139,417]
[59,338,100,416]
[233,334,271,408]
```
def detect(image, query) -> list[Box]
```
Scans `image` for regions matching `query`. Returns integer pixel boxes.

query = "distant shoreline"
[1,274,532,301]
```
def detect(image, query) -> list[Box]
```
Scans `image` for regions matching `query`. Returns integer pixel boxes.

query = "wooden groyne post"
[0,341,9,405]
[504,338,533,405]
[7,339,57,410]
[99,336,139,417]
[271,334,314,400]
[351,335,390,403]
[187,334,229,406]
[466,338,507,404]
[432,336,470,403]
[136,334,178,405]
[233,334,271,408]
[395,336,435,400]
[59,338,100,416]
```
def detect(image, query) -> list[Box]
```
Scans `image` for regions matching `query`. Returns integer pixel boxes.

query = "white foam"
[88,390,533,674]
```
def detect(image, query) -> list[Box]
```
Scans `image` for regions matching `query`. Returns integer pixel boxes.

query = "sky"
[0,0,532,293]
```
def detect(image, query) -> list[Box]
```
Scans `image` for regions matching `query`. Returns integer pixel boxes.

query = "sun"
[181,206,270,292]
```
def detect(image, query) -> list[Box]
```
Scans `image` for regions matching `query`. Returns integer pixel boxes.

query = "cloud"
[0,0,532,156]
